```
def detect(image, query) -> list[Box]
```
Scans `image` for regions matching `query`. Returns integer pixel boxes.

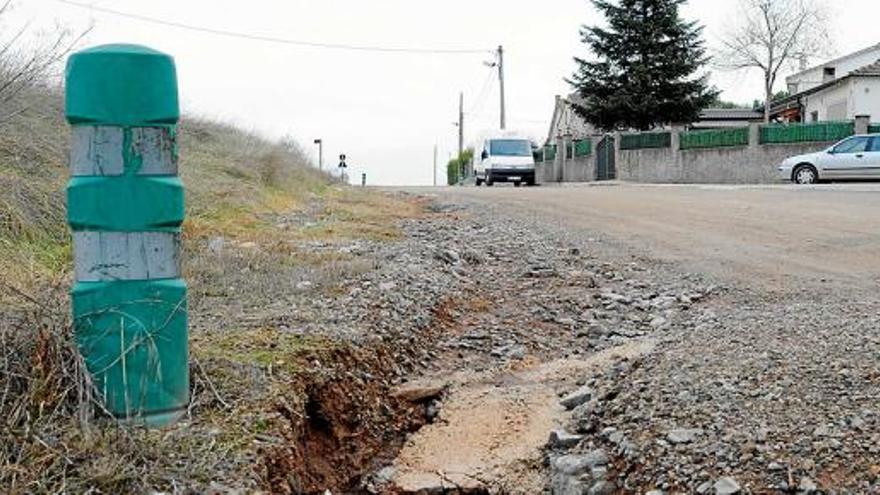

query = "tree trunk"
[764,78,772,123]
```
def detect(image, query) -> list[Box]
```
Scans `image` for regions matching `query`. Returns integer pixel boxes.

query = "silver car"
[778,134,880,184]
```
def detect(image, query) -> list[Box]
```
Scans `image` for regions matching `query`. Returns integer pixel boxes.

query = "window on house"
[811,111,819,122]
[824,67,836,78]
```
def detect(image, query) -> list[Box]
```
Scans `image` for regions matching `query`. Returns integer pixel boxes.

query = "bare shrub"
[0,0,89,125]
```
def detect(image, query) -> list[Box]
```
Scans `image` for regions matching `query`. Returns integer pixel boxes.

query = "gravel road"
[416,183,880,293]
[379,184,880,494]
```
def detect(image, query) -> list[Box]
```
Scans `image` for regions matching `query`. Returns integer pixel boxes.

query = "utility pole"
[458,91,465,179]
[458,91,464,158]
[497,45,506,131]
[433,144,438,187]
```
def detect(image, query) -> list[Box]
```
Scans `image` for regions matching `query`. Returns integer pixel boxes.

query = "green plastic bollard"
[66,44,188,427]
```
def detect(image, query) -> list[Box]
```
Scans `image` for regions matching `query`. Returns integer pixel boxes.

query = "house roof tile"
[699,108,763,120]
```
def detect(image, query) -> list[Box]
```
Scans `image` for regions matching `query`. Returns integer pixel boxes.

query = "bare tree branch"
[0,3,92,124]
[715,0,832,122]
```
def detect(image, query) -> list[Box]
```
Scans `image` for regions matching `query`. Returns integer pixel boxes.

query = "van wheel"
[486,178,494,187]
[793,164,818,185]
[514,181,522,187]
[475,178,483,187]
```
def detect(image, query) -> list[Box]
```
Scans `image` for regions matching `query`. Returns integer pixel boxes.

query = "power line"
[56,0,494,55]
[467,68,496,116]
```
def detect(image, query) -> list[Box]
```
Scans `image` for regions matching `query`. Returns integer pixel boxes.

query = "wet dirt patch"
[389,340,655,495]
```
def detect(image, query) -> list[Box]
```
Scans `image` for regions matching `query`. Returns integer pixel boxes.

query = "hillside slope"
[0,86,330,292]
[0,83,425,493]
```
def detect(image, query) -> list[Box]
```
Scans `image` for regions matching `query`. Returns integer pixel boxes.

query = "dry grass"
[0,84,70,295]
[295,187,425,243]
[179,117,330,239]
[0,77,429,491]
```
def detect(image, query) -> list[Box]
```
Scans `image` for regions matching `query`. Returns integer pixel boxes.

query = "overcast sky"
[6,0,880,185]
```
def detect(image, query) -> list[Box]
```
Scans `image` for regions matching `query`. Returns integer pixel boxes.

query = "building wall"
[562,156,594,182]
[801,78,880,121]
[802,80,853,121]
[616,141,836,184]
[535,161,553,184]
[546,95,596,146]
[558,103,593,138]
[535,137,597,184]
[787,47,880,93]
[851,78,880,121]
[538,123,849,185]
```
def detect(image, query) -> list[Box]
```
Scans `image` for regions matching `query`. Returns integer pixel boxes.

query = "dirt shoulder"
[0,188,441,494]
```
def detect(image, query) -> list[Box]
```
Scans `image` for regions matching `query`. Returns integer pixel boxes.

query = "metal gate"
[596,135,616,181]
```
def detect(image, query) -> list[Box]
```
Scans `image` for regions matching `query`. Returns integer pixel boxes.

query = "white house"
[545,94,597,145]
[786,44,880,95]
[774,44,880,122]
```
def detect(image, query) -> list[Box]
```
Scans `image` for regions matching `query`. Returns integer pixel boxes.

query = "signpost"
[338,153,348,182]
[66,44,189,427]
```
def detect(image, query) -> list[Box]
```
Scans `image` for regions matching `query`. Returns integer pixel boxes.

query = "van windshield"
[490,139,532,157]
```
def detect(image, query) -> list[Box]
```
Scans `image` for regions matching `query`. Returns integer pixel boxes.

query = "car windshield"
[489,139,532,157]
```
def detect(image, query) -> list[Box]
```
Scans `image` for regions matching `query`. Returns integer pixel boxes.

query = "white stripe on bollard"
[70,126,177,176]
[73,231,180,281]
[131,127,177,175]
[70,127,125,176]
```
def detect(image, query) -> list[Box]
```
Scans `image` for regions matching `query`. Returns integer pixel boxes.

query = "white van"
[472,132,536,187]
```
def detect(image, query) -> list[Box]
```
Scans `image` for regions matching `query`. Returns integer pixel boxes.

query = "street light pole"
[313,138,323,170]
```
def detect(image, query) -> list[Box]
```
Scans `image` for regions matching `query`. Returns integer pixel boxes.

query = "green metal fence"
[545,145,557,161]
[759,121,854,144]
[620,132,671,150]
[574,140,592,157]
[680,128,749,150]
[533,150,544,163]
[869,124,880,134]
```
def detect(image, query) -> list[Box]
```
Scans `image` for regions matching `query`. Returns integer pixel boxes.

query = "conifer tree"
[570,0,718,131]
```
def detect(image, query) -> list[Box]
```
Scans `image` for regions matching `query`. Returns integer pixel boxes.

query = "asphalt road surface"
[415,183,880,292]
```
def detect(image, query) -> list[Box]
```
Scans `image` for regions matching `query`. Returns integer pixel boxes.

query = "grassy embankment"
[0,84,423,492]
